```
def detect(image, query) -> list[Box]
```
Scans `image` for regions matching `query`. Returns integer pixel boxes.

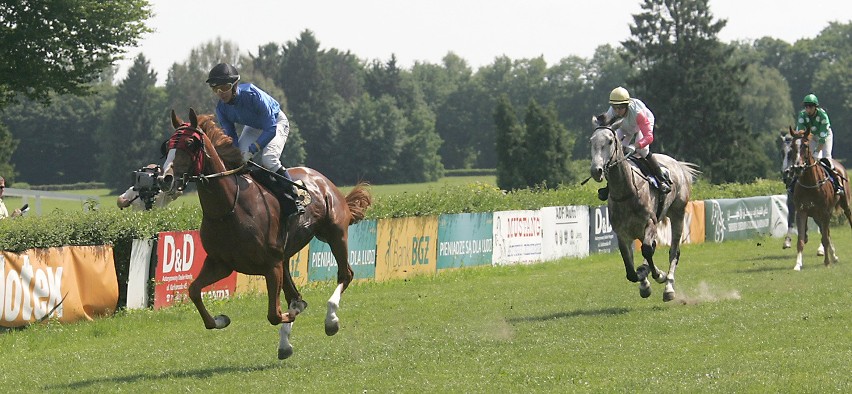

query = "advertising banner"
[769,194,818,237]
[154,231,237,309]
[308,220,377,282]
[235,244,310,294]
[436,213,493,270]
[375,216,438,281]
[655,200,706,246]
[704,196,774,243]
[540,206,589,260]
[1,246,118,327]
[492,210,542,265]
[589,206,617,254]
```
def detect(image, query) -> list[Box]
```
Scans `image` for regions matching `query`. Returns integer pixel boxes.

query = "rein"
[171,124,243,220]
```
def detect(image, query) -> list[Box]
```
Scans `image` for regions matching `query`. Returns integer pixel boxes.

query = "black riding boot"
[820,158,845,195]
[597,186,609,201]
[646,153,671,193]
[275,168,306,216]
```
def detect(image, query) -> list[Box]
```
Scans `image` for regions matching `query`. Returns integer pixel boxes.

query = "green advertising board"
[704,197,774,243]
[437,213,493,270]
[308,220,377,282]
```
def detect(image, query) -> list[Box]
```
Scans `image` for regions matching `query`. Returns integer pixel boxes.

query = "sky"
[116,0,852,85]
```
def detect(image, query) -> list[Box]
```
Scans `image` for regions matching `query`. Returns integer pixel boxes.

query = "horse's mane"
[196,114,243,169]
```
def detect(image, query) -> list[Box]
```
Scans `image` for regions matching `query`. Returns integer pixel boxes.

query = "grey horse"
[589,121,700,301]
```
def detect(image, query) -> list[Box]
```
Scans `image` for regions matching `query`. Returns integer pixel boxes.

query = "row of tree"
[1,0,849,192]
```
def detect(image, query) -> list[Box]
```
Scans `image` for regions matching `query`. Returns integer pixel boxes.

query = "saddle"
[627,156,669,192]
[247,167,310,215]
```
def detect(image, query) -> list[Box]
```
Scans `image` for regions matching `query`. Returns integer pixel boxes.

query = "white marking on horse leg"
[663,256,677,302]
[817,243,825,256]
[278,322,294,360]
[794,252,803,271]
[325,283,343,336]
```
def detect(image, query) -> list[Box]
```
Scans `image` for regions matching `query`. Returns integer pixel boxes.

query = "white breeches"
[811,131,832,160]
[238,112,290,172]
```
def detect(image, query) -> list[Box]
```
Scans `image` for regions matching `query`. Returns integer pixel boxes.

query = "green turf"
[2,226,849,392]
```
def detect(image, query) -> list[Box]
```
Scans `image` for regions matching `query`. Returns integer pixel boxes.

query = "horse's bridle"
[166,123,246,219]
[790,135,831,189]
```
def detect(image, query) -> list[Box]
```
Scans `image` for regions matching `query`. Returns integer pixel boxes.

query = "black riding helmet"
[206,63,240,86]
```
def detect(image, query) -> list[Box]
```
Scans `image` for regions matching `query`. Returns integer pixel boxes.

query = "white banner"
[492,210,542,265]
[127,239,154,309]
[540,206,589,260]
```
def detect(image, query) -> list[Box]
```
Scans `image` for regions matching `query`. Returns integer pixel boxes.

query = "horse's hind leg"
[188,258,233,330]
[663,213,685,302]
[325,233,354,336]
[817,220,836,266]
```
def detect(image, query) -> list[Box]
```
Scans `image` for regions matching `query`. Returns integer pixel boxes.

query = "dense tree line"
[0,0,848,191]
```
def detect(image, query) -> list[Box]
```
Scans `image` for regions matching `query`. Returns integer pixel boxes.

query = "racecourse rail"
[124,194,798,310]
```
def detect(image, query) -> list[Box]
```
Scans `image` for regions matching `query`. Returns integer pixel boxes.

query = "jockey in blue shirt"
[206,63,304,216]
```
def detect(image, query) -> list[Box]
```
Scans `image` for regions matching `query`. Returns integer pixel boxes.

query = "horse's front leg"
[636,221,660,299]
[265,262,299,360]
[188,257,233,330]
[794,210,808,271]
[617,237,638,283]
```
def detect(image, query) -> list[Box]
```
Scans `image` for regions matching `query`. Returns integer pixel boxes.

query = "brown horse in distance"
[159,109,371,359]
[788,127,852,270]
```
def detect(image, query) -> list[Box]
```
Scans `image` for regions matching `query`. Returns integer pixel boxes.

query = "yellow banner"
[375,216,438,281]
[1,246,118,327]
[235,244,309,294]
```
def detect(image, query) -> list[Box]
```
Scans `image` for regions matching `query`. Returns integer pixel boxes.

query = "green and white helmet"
[802,94,819,106]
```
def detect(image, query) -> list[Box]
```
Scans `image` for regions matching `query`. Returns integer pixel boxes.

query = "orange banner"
[1,246,118,328]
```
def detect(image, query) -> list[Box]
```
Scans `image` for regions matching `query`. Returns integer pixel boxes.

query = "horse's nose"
[590,166,604,182]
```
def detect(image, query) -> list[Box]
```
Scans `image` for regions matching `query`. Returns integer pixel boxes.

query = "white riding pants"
[238,112,290,172]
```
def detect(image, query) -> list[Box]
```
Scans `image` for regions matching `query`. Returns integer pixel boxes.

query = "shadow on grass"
[44,364,281,391]
[507,307,631,323]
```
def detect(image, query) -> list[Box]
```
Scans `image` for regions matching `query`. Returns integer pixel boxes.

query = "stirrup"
[658,181,671,194]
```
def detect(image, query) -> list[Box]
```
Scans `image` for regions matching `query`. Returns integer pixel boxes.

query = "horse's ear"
[171,110,182,129]
[189,108,198,128]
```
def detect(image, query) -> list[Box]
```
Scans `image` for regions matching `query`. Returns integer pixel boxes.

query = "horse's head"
[589,119,624,182]
[159,109,208,193]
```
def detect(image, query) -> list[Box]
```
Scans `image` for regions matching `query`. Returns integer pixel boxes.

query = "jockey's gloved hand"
[625,144,636,157]
[241,150,254,162]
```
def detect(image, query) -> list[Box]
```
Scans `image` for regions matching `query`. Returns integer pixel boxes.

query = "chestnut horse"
[788,128,852,270]
[159,109,371,359]
[589,121,700,301]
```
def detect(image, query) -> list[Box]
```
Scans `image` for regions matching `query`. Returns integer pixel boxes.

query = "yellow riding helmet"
[609,87,631,105]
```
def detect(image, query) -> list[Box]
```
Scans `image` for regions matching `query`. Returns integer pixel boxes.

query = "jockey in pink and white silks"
[598,87,672,197]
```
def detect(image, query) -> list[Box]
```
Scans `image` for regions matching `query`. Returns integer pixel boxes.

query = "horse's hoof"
[639,284,652,298]
[290,299,308,313]
[214,315,231,329]
[278,345,293,360]
[325,320,340,336]
[817,245,825,256]
[663,291,675,302]
[793,265,802,271]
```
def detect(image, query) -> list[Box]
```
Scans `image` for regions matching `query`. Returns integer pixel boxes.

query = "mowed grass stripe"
[1,226,849,392]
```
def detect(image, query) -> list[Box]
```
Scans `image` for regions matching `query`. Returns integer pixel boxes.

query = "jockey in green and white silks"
[795,93,843,196]
[796,93,832,160]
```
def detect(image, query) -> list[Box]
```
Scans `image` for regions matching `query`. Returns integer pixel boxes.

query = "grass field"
[1,226,849,392]
[2,175,498,215]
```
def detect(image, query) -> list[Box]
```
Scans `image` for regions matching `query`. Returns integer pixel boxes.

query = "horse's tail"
[345,182,372,225]
[677,161,702,184]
